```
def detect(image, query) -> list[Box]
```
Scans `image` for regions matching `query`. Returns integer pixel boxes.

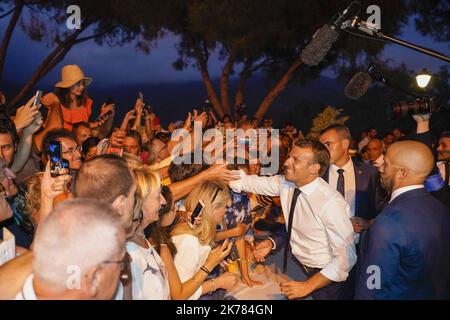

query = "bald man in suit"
[355,141,450,299]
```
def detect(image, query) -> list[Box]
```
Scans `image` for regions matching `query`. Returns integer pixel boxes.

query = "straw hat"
[55,65,92,88]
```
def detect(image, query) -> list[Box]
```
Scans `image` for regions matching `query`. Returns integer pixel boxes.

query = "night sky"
[2,14,448,89]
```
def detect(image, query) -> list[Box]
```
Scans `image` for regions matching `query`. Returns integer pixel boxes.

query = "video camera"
[388,96,441,120]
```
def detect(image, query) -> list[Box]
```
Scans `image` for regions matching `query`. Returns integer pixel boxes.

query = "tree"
[1,0,146,109]
[410,0,449,42]
[307,106,349,139]
[0,0,26,81]
[138,0,411,119]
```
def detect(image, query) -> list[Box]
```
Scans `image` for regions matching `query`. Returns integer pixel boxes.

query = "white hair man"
[15,199,126,300]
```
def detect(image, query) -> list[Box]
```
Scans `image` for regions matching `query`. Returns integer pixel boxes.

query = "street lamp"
[416,68,432,89]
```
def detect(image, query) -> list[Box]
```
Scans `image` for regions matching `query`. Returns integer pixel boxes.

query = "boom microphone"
[301,2,361,66]
[344,72,372,100]
[300,25,339,66]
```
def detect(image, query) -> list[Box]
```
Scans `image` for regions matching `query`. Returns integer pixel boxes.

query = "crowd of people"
[0,64,449,300]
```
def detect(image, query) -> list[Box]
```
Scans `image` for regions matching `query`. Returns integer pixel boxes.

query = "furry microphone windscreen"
[344,72,372,100]
[301,25,339,66]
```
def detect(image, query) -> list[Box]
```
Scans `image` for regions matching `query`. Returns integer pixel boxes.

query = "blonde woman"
[171,181,239,300]
[147,186,234,300]
[126,166,170,300]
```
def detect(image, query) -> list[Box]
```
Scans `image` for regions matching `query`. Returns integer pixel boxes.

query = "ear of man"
[112,194,127,218]
[85,265,103,298]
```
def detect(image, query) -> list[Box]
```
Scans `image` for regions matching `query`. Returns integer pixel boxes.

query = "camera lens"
[388,97,439,120]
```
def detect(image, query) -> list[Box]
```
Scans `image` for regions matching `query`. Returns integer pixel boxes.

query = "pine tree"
[307,106,349,139]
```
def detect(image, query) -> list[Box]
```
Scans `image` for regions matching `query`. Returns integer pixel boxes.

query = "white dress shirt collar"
[297,177,320,196]
[16,274,38,300]
[330,158,353,173]
[372,154,384,167]
[390,185,424,203]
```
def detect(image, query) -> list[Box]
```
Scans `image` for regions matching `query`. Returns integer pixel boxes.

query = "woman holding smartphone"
[145,186,234,300]
[41,64,114,131]
[170,181,239,300]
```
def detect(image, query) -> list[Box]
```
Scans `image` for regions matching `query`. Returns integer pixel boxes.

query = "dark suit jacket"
[322,158,387,220]
[355,188,450,299]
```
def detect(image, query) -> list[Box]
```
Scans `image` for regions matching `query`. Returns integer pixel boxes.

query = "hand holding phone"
[32,90,43,108]
[188,199,205,229]
[48,140,68,177]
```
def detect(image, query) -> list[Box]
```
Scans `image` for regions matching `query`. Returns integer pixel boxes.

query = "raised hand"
[205,164,241,182]
[13,96,40,131]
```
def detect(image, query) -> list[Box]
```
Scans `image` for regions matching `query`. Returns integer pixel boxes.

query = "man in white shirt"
[230,139,356,300]
[367,139,384,168]
[15,200,126,300]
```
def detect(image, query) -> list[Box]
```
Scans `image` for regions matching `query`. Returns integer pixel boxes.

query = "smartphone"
[228,243,239,261]
[94,97,115,123]
[138,91,144,102]
[106,146,124,157]
[143,104,152,114]
[32,90,43,108]
[189,199,205,226]
[48,140,63,177]
[105,96,114,105]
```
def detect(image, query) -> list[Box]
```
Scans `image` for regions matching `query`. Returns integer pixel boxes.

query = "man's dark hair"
[0,114,19,145]
[440,130,450,139]
[126,129,142,147]
[294,139,330,176]
[320,124,352,141]
[168,153,209,183]
[81,137,100,157]
[74,154,134,203]
[155,132,170,144]
[42,129,75,158]
[72,122,90,132]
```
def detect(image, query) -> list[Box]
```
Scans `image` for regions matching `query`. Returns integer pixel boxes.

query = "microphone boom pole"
[350,18,450,63]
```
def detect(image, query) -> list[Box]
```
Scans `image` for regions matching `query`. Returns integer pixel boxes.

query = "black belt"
[302,265,322,275]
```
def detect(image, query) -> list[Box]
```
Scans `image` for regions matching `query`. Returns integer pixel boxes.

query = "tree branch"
[254,55,303,120]
[220,45,237,115]
[0,0,25,83]
[189,35,224,117]
[0,6,16,19]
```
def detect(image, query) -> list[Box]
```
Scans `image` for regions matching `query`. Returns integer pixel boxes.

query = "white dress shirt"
[371,154,384,168]
[172,233,211,300]
[329,160,356,217]
[15,274,38,300]
[230,173,357,282]
[389,185,424,203]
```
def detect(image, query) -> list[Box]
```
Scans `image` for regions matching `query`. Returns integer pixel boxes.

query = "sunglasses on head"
[211,185,223,203]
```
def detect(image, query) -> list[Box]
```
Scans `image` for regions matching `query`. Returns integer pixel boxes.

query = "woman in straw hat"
[41,65,114,131]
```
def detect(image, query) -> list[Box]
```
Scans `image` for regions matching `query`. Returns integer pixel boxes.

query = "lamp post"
[416,68,432,89]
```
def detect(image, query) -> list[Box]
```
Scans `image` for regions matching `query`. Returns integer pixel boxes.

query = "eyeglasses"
[103,253,131,282]
[62,145,82,155]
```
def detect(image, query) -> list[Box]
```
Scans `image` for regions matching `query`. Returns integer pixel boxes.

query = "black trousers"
[291,255,347,300]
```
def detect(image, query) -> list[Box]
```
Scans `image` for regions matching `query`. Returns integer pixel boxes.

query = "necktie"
[283,188,301,273]
[337,168,345,197]
[445,161,449,185]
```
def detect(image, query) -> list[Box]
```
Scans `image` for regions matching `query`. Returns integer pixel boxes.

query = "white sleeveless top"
[125,239,171,300]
